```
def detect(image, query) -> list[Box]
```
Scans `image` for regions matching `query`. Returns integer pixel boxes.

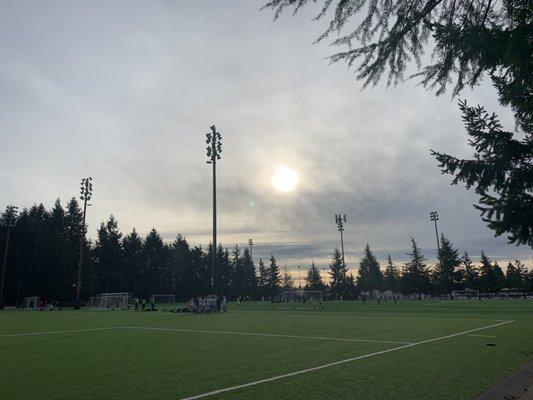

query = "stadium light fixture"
[0,205,18,310]
[74,177,93,309]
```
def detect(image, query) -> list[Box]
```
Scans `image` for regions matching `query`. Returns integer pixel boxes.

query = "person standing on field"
[141,298,146,311]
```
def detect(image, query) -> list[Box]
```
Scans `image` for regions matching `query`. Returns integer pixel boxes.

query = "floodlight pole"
[0,205,18,310]
[206,125,222,294]
[249,238,254,298]
[335,213,347,267]
[298,265,301,289]
[75,177,93,309]
[429,211,441,262]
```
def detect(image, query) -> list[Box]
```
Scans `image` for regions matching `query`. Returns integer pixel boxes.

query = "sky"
[1,0,531,276]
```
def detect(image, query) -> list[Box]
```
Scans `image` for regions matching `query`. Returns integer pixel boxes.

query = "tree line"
[1,199,532,305]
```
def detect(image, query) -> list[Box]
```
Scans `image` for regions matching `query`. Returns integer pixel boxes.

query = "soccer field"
[1,300,532,400]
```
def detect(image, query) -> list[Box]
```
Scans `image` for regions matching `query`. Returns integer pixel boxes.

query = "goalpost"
[21,296,40,309]
[150,294,176,305]
[452,289,479,300]
[86,293,131,309]
[279,291,323,310]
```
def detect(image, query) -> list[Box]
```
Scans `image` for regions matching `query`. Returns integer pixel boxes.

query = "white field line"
[0,326,122,338]
[180,320,514,400]
[124,326,412,345]
[469,334,497,338]
[229,311,506,322]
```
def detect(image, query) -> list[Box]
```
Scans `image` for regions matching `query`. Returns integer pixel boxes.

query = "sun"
[272,165,299,192]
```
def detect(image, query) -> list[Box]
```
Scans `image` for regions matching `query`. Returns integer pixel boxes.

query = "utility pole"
[206,125,222,293]
[248,238,254,299]
[335,213,347,267]
[298,265,301,289]
[430,211,441,263]
[75,177,93,309]
[0,205,18,310]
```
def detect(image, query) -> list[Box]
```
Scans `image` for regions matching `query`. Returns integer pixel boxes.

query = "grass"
[0,300,532,400]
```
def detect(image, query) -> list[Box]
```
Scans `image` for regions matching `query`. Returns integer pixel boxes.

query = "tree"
[433,235,461,298]
[242,248,257,298]
[281,267,295,290]
[266,255,281,297]
[432,101,532,246]
[122,228,144,296]
[401,237,430,299]
[305,262,325,291]
[357,244,382,294]
[383,255,400,298]
[478,251,505,293]
[265,1,533,244]
[141,228,166,297]
[257,258,269,299]
[328,248,348,299]
[458,252,479,291]
[92,216,123,293]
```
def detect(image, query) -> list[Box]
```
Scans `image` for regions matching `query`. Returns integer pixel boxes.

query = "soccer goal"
[452,289,479,299]
[279,291,323,310]
[21,296,40,309]
[150,294,176,304]
[86,293,131,309]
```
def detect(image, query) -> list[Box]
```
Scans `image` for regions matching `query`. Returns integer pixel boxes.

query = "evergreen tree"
[242,247,256,298]
[478,251,505,293]
[281,267,295,290]
[357,244,382,294]
[93,216,123,293]
[141,228,165,297]
[305,262,324,291]
[433,235,461,298]
[122,228,143,297]
[383,255,400,298]
[266,254,281,297]
[328,248,348,299]
[458,252,479,291]
[401,237,430,299]
[505,261,524,290]
[432,101,532,246]
[231,245,248,297]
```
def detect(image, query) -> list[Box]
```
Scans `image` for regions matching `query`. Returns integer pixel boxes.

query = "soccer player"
[141,298,146,311]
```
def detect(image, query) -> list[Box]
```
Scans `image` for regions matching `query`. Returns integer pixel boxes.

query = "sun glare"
[272,165,299,192]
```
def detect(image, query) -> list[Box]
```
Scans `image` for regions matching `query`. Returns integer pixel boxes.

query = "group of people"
[188,295,227,313]
[133,297,156,312]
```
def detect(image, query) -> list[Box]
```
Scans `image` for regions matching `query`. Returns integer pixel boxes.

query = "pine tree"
[305,262,324,291]
[281,267,295,290]
[328,248,348,299]
[401,237,430,299]
[358,244,382,294]
[458,252,479,291]
[478,251,504,293]
[123,228,144,296]
[257,258,269,299]
[93,215,123,293]
[141,228,165,298]
[383,255,400,299]
[432,101,532,246]
[242,248,256,298]
[433,235,461,298]
[505,261,524,291]
[266,254,281,297]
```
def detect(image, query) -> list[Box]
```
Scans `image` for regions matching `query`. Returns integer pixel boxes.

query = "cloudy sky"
[1,1,530,274]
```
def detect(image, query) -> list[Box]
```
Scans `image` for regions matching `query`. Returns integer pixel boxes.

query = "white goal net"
[150,294,176,304]
[279,291,323,309]
[452,289,479,299]
[86,292,131,309]
[21,296,40,309]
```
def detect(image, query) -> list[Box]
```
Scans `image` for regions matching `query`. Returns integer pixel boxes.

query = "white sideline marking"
[124,326,412,345]
[180,320,513,400]
[469,334,497,338]
[0,326,122,338]
[230,311,505,322]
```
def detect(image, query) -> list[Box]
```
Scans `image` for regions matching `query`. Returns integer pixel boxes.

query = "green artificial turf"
[0,300,532,400]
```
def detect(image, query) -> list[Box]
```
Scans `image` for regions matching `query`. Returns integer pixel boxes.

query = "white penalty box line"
[180,320,514,400]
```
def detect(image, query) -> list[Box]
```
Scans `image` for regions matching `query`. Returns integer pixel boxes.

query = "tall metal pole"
[75,177,92,309]
[0,205,18,310]
[335,214,347,267]
[206,125,222,294]
[430,211,441,261]
[248,238,254,299]
[298,265,301,289]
